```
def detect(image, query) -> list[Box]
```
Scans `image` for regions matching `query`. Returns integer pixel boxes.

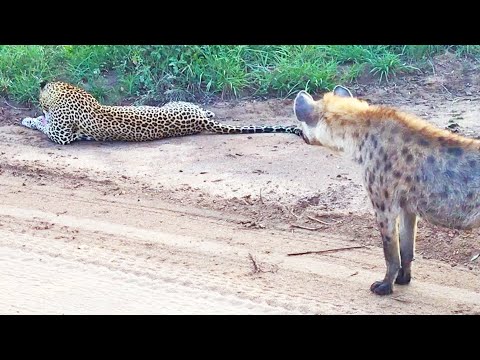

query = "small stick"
[307,215,339,225]
[441,84,452,96]
[4,100,29,111]
[391,297,411,304]
[259,188,264,204]
[428,59,436,76]
[290,224,323,231]
[248,253,259,273]
[290,208,301,219]
[287,245,365,256]
[247,253,278,274]
[309,211,347,218]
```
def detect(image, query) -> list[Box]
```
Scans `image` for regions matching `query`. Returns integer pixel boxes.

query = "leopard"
[21,81,302,145]
[293,85,480,296]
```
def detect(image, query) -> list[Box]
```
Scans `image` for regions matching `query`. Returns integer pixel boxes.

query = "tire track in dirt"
[0,246,294,315]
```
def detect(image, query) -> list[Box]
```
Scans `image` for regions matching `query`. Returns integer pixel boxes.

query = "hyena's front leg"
[370,213,401,295]
[395,210,417,285]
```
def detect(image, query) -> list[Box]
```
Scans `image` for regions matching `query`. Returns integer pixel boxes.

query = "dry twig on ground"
[290,224,323,231]
[287,245,365,256]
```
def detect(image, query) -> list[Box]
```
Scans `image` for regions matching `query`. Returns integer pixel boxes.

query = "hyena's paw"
[21,117,38,129]
[395,268,411,285]
[370,281,393,295]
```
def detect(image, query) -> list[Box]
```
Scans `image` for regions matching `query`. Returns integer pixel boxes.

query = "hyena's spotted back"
[293,85,480,296]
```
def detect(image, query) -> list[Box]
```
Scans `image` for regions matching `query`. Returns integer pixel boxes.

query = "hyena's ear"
[294,91,317,125]
[333,85,353,98]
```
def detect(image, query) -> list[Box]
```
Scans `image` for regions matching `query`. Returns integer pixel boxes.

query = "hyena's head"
[293,85,367,151]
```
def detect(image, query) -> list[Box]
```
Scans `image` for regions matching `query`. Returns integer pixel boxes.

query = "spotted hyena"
[293,85,480,295]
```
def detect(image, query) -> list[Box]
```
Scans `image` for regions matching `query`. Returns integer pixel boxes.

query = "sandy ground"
[1,53,480,314]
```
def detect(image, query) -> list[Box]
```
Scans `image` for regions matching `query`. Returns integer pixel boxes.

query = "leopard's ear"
[294,90,317,125]
[333,85,353,98]
[40,81,48,89]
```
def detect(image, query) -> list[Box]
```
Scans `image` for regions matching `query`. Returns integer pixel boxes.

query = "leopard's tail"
[205,120,303,137]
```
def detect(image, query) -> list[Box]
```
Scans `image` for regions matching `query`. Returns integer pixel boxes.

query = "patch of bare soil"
[0,52,479,314]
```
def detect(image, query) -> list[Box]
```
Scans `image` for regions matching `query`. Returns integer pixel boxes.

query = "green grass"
[0,45,478,106]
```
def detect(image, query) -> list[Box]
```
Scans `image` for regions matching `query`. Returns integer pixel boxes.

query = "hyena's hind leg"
[370,211,401,295]
[395,209,417,285]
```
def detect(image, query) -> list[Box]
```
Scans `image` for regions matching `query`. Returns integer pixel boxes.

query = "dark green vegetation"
[1,45,479,105]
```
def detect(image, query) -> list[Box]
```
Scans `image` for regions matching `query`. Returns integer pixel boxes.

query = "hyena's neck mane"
[322,93,480,153]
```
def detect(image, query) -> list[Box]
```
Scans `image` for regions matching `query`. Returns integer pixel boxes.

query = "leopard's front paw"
[21,117,37,129]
